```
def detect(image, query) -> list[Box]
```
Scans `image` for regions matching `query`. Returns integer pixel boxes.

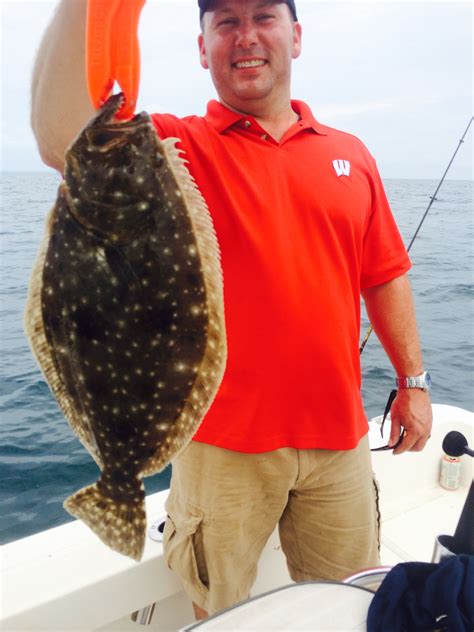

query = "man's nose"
[235,20,258,48]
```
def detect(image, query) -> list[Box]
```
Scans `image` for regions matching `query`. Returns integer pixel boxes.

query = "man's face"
[198,0,302,112]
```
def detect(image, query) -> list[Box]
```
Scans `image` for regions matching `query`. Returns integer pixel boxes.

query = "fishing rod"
[360,115,473,354]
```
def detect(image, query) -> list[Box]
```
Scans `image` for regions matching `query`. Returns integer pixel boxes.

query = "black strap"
[371,389,401,452]
[380,389,398,439]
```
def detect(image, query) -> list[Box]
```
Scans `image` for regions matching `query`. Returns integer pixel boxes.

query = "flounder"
[25,94,226,560]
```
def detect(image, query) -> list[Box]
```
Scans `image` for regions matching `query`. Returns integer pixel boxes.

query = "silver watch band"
[395,371,431,391]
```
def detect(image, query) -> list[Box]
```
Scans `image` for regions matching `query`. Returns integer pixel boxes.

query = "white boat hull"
[1,403,472,631]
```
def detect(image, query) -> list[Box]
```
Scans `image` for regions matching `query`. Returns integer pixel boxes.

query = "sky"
[1,0,472,179]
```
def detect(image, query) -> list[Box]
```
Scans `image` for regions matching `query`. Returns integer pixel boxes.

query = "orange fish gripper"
[86,0,146,120]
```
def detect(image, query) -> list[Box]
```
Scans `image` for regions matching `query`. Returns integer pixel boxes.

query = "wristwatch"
[396,371,432,391]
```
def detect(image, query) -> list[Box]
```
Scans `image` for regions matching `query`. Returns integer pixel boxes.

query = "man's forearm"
[362,273,424,377]
[362,273,432,454]
[31,0,94,172]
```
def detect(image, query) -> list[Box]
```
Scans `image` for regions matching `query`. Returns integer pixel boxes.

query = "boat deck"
[1,404,472,631]
[379,483,468,566]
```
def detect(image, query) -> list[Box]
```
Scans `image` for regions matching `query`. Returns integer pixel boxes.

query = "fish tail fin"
[64,477,146,561]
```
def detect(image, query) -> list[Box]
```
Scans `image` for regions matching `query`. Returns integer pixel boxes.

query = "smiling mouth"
[233,60,267,69]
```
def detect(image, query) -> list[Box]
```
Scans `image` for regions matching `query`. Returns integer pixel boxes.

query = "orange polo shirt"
[152,100,411,452]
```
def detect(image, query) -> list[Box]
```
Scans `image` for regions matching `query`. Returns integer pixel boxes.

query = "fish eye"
[87,130,117,147]
[85,129,130,152]
[94,133,114,146]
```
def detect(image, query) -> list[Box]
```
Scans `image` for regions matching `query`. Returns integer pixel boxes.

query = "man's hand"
[389,388,433,455]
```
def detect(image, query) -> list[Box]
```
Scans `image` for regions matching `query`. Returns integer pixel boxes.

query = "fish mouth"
[93,93,148,127]
[67,93,151,160]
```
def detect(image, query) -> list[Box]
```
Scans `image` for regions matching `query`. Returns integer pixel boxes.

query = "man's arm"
[31,0,94,173]
[362,273,433,455]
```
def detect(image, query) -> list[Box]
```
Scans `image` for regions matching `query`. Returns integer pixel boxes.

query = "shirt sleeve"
[360,158,412,290]
[150,112,182,139]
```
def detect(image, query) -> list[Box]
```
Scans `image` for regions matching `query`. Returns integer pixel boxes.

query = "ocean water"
[0,173,472,546]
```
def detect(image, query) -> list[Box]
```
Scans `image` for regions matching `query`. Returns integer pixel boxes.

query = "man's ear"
[198,33,209,70]
[292,21,302,60]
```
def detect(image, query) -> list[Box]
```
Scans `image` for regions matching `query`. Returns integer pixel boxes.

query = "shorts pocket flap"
[167,509,204,536]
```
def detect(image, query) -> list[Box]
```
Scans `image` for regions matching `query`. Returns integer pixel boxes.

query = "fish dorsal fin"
[142,136,227,474]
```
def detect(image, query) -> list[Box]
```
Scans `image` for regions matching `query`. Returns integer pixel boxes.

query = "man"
[31,0,432,620]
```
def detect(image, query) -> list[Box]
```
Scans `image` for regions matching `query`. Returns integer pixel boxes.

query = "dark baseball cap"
[198,1,298,21]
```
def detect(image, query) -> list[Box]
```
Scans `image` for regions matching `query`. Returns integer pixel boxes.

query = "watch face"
[424,372,432,388]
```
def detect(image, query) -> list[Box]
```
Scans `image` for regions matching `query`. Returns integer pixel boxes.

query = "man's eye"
[256,13,275,22]
[217,18,238,27]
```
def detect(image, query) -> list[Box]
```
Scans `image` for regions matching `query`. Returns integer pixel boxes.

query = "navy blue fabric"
[367,555,474,631]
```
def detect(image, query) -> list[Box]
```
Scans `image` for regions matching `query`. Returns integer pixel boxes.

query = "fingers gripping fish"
[25,94,227,561]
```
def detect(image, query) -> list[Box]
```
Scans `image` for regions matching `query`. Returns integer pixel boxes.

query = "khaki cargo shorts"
[163,435,380,614]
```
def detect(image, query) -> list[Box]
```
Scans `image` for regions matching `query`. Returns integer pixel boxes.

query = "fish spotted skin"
[25,94,226,560]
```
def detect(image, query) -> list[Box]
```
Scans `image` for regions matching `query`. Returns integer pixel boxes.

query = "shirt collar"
[204,99,327,136]
[290,100,327,136]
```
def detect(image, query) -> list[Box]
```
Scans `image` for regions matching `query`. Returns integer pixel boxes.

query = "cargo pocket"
[163,509,209,602]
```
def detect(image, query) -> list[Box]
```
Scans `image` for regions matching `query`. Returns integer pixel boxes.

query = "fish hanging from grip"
[24,94,227,560]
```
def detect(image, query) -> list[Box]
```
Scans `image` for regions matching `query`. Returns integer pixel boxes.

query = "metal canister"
[439,454,461,490]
